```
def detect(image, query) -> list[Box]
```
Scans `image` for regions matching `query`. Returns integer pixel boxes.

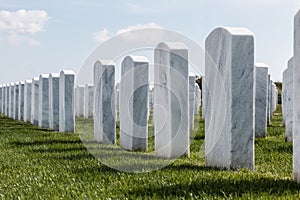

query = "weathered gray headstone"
[205,27,254,170]
[49,73,60,131]
[18,81,25,121]
[120,56,149,151]
[38,74,50,128]
[154,42,189,158]
[94,60,116,144]
[31,77,39,125]
[254,63,269,138]
[24,80,32,123]
[84,84,94,118]
[59,70,75,133]
[202,76,207,120]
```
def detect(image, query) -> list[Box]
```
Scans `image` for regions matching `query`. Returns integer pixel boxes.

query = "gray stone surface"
[13,83,19,120]
[94,60,116,144]
[154,42,189,158]
[31,77,39,125]
[18,82,25,121]
[84,84,94,118]
[59,70,75,133]
[285,58,294,142]
[38,74,50,128]
[189,76,195,131]
[254,64,269,138]
[120,56,149,151]
[294,10,300,183]
[75,85,85,117]
[205,27,254,170]
[49,73,60,131]
[24,80,32,123]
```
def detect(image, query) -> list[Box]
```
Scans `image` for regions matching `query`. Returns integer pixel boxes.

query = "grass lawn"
[0,105,299,199]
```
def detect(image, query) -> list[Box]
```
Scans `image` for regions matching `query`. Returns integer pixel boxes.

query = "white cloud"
[92,28,110,43]
[0,9,50,46]
[93,23,162,43]
[116,23,161,35]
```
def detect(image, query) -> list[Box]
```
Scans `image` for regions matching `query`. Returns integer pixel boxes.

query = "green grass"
[0,105,299,199]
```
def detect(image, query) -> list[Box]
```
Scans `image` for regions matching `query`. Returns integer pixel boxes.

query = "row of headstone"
[93,42,191,158]
[0,70,75,133]
[204,27,278,170]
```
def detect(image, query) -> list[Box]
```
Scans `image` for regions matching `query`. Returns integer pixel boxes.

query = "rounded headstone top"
[40,74,49,78]
[255,63,269,68]
[95,60,115,66]
[222,27,254,36]
[76,84,85,88]
[50,73,60,78]
[32,77,39,81]
[124,55,149,63]
[60,70,75,75]
[156,42,188,50]
[19,81,25,85]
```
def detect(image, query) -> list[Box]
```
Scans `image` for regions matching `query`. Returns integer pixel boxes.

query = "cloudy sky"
[0,0,299,84]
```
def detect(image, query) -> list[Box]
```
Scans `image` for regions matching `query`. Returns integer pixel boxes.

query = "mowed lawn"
[0,105,299,199]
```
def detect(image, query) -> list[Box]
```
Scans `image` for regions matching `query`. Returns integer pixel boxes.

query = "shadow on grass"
[128,177,300,197]
[31,146,88,153]
[11,139,83,146]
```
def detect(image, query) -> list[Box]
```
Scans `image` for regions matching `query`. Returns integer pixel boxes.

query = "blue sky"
[0,0,299,84]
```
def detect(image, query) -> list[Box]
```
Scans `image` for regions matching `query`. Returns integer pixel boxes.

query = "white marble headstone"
[205,27,255,170]
[59,70,75,133]
[75,85,85,117]
[293,10,300,183]
[31,77,39,125]
[13,83,20,120]
[9,83,15,119]
[18,81,25,121]
[38,74,50,128]
[120,56,149,151]
[94,60,116,144]
[0,85,2,114]
[49,73,60,131]
[154,42,189,158]
[254,64,268,138]
[286,58,294,142]
[24,80,32,123]
[189,76,196,131]
[84,84,94,118]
